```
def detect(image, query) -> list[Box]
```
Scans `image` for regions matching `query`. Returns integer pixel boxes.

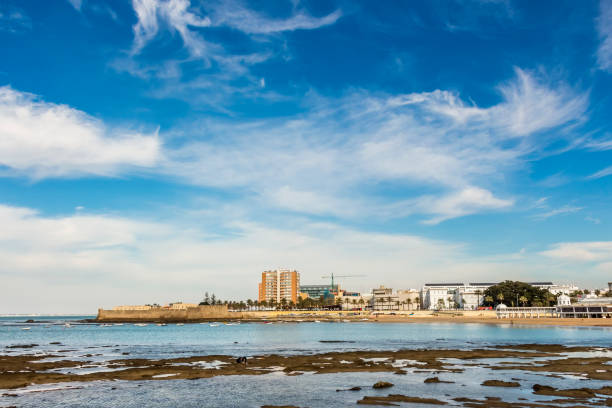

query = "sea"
[1,315,611,407]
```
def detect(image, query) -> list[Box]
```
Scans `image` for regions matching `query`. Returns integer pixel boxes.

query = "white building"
[369,287,420,311]
[557,294,571,306]
[548,284,579,295]
[421,281,556,310]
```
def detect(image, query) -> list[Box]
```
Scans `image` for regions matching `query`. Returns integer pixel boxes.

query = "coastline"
[92,309,612,327]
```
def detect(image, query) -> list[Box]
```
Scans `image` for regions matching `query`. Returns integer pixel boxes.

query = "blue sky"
[1,0,611,313]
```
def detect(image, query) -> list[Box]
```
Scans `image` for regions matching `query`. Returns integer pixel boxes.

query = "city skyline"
[1,0,612,314]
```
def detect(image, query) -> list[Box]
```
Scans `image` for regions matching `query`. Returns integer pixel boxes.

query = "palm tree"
[280,297,287,310]
[359,298,365,310]
[352,298,357,310]
[475,290,482,308]
[406,298,412,311]
[415,297,420,310]
[484,295,493,305]
[246,299,253,310]
[344,298,350,311]
[496,293,505,305]
[519,295,528,307]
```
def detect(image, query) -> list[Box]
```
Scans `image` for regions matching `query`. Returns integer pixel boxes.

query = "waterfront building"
[557,294,571,306]
[421,281,555,310]
[547,284,579,295]
[369,287,419,311]
[299,284,338,300]
[421,283,465,310]
[258,269,300,304]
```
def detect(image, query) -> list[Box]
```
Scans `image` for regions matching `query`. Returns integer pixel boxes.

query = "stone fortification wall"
[97,305,242,322]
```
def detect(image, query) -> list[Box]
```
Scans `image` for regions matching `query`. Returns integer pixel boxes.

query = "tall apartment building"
[258,269,300,304]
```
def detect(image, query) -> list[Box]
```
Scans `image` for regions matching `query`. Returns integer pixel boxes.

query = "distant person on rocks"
[236,356,247,366]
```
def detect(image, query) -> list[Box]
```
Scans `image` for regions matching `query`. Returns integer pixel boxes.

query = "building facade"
[299,284,338,300]
[421,282,555,310]
[258,269,300,304]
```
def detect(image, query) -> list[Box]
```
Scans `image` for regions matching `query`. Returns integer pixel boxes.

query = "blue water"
[1,316,611,407]
[1,316,611,358]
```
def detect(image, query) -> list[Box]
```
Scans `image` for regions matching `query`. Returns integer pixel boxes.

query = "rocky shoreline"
[2,343,611,406]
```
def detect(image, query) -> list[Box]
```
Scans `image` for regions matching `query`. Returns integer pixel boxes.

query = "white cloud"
[129,0,340,58]
[159,69,585,223]
[541,241,612,262]
[0,203,455,313]
[67,0,83,11]
[4,202,603,314]
[413,187,514,225]
[0,69,588,223]
[131,0,212,57]
[532,205,583,220]
[0,86,160,178]
[596,0,612,72]
[588,165,612,180]
[208,1,341,34]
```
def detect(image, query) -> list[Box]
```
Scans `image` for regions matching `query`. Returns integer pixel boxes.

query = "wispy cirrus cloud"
[532,205,583,220]
[124,0,340,69]
[0,86,160,179]
[159,68,587,223]
[596,0,612,72]
[113,0,341,106]
[0,68,590,223]
[588,165,612,180]
[207,0,342,34]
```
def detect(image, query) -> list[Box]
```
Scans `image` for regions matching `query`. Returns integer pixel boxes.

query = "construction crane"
[321,273,365,292]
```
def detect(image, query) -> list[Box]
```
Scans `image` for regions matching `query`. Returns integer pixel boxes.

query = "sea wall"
[96,305,243,322]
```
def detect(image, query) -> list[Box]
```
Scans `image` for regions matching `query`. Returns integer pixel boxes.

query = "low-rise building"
[169,302,198,310]
[112,305,152,311]
[299,284,337,300]
[421,281,556,310]
[557,294,571,306]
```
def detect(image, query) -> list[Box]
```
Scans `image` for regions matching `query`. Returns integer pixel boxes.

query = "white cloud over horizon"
[0,203,604,314]
[541,241,612,263]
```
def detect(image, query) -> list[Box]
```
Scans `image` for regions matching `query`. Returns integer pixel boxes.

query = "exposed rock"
[358,395,447,405]
[482,380,520,387]
[337,386,362,392]
[372,381,393,389]
[424,377,454,384]
[532,384,612,398]
[6,344,38,349]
